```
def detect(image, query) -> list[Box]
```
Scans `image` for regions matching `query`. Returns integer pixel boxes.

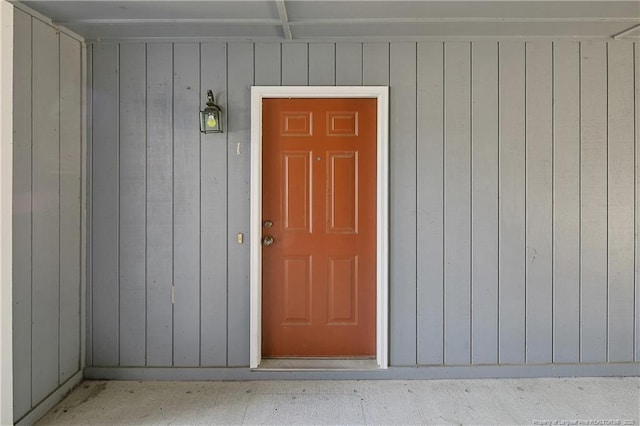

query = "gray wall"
[13,9,84,422]
[87,41,639,370]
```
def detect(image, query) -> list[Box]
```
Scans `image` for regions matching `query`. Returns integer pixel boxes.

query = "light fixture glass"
[200,90,223,133]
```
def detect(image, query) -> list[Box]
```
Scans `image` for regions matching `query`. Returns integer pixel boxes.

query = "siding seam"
[551,41,555,363]
[415,42,418,365]
[57,31,62,385]
[497,41,501,364]
[442,42,446,364]
[578,41,582,363]
[469,42,473,365]
[524,41,528,364]
[334,42,337,86]
[360,43,364,87]
[171,42,175,367]
[116,42,121,367]
[225,42,230,366]
[605,42,609,363]
[634,42,638,362]
[198,42,202,367]
[89,43,94,368]
[29,15,34,407]
[144,42,149,367]
[306,42,310,85]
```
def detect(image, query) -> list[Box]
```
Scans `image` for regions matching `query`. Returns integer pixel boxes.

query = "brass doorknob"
[262,235,274,246]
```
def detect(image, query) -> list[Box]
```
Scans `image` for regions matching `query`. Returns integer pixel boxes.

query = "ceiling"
[16,1,640,41]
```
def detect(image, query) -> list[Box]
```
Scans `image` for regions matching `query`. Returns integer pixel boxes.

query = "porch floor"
[37,377,639,425]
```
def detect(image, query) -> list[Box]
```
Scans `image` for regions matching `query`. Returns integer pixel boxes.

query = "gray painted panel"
[86,40,639,372]
[498,42,526,364]
[606,42,635,362]
[362,43,388,87]
[118,43,147,366]
[31,18,60,402]
[146,43,174,366]
[12,9,32,419]
[444,42,471,365]
[389,42,417,366]
[308,43,335,86]
[580,41,608,363]
[552,41,580,363]
[173,43,201,367]
[416,41,444,365]
[282,43,308,86]
[91,43,120,367]
[470,41,499,365]
[336,43,362,86]
[59,33,82,381]
[200,43,228,366]
[227,43,253,367]
[254,43,281,86]
[524,42,553,364]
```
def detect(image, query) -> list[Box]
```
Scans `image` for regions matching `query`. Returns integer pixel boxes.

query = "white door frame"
[249,86,389,369]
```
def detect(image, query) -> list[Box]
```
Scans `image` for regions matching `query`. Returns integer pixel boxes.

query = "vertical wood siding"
[118,43,146,366]
[226,43,253,367]
[200,42,228,366]
[499,42,526,364]
[470,41,499,365]
[552,42,581,363]
[417,41,444,365]
[580,42,609,363]
[525,42,553,363]
[443,42,471,365]
[87,41,638,368]
[12,11,83,421]
[389,42,417,366]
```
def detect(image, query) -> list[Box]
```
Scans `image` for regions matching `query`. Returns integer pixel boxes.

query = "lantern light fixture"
[200,90,223,133]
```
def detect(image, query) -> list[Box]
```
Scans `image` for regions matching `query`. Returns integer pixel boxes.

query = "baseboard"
[83,362,639,381]
[15,371,83,426]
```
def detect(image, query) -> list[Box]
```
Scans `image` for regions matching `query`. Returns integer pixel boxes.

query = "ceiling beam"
[53,18,281,25]
[275,0,292,40]
[287,17,640,25]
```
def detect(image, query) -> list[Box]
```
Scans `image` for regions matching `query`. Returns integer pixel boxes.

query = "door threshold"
[255,358,380,371]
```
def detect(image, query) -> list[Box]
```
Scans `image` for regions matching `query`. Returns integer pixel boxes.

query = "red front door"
[261,98,377,357]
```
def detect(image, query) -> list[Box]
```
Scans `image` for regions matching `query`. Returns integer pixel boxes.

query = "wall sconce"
[200,90,223,133]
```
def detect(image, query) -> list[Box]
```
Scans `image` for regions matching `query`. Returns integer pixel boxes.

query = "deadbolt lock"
[263,220,273,228]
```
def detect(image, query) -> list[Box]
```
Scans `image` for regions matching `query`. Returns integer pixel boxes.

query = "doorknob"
[262,235,274,246]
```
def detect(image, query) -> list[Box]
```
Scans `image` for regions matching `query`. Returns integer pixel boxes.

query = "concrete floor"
[38,378,639,425]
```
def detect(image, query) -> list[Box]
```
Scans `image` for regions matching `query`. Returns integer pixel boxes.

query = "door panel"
[328,151,358,234]
[327,255,358,324]
[282,256,311,324]
[262,98,377,357]
[282,152,311,232]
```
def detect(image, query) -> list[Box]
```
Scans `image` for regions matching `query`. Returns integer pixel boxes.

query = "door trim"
[250,86,389,369]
